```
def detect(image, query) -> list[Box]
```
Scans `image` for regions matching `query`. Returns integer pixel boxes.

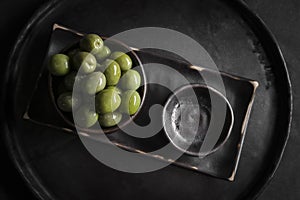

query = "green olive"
[72,52,97,74]
[111,51,132,71]
[95,88,121,114]
[48,54,70,76]
[57,92,80,112]
[80,94,94,107]
[74,105,98,128]
[80,34,104,53]
[106,86,122,95]
[83,72,106,95]
[99,112,122,127]
[64,71,77,91]
[68,48,80,70]
[96,63,105,72]
[119,90,141,115]
[119,69,141,90]
[67,48,80,58]
[103,59,121,86]
[95,46,111,61]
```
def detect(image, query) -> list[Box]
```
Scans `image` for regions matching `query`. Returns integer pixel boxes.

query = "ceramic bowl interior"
[163,84,234,157]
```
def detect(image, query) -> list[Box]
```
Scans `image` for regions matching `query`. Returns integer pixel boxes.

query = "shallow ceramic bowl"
[49,37,147,134]
[163,84,234,157]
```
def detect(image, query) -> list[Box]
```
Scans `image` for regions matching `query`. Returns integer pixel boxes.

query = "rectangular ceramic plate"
[24,24,258,181]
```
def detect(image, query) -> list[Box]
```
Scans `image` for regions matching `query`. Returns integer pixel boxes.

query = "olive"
[95,88,121,114]
[57,92,80,112]
[111,51,132,71]
[96,63,105,72]
[64,71,77,91]
[119,90,141,115]
[95,46,111,61]
[67,48,80,58]
[106,86,122,95]
[83,72,106,95]
[80,34,104,53]
[72,52,96,74]
[48,54,70,76]
[80,94,95,107]
[103,59,121,86]
[119,69,141,90]
[99,112,122,127]
[74,105,98,128]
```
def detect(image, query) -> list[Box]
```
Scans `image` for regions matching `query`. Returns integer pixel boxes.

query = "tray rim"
[1,0,292,200]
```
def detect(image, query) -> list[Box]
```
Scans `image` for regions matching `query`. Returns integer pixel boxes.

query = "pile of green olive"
[48,34,142,129]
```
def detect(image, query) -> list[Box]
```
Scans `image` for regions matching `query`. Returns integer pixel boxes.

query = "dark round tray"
[2,0,292,199]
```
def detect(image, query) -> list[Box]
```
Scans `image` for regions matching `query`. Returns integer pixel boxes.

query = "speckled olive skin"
[103,59,121,86]
[74,106,99,128]
[72,52,97,74]
[106,86,122,95]
[80,34,104,53]
[119,69,141,90]
[48,54,70,76]
[83,72,106,95]
[64,71,77,91]
[98,112,122,127]
[95,46,111,61]
[119,90,141,115]
[111,51,132,71]
[95,88,121,114]
[57,92,80,112]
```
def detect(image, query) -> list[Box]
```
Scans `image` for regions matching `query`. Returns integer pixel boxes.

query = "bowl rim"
[48,36,147,134]
[162,83,234,157]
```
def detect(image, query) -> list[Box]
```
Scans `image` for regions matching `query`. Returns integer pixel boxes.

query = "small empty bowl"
[162,84,234,157]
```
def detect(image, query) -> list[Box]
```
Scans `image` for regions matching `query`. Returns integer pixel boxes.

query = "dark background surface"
[0,0,299,199]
